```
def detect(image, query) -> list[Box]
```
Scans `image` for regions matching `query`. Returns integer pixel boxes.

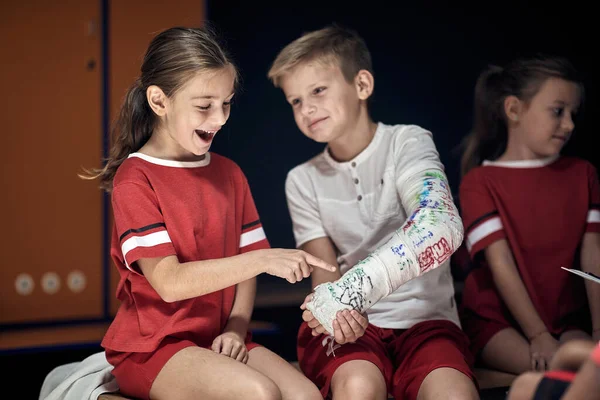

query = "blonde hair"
[267,24,372,87]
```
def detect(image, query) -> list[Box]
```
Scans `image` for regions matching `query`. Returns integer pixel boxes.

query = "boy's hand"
[301,293,328,335]
[301,293,369,342]
[261,249,336,283]
[332,309,369,344]
[211,332,248,363]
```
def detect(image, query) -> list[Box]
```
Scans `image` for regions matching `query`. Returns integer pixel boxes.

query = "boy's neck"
[327,118,378,162]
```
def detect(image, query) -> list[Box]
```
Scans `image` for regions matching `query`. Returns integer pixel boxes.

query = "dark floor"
[2,303,510,400]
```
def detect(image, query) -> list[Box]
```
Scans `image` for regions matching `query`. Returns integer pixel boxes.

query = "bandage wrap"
[306,171,463,334]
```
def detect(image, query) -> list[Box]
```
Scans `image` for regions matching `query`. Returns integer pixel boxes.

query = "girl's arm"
[485,239,548,340]
[579,232,600,337]
[223,278,256,339]
[137,249,335,303]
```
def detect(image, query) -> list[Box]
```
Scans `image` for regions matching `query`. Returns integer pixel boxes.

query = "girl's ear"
[147,85,168,116]
[355,69,374,101]
[504,95,522,123]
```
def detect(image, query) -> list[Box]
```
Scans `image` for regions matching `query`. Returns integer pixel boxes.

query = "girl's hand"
[529,331,559,371]
[260,249,336,283]
[211,332,248,363]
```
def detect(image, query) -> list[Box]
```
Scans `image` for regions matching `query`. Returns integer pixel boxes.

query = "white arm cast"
[305,170,464,334]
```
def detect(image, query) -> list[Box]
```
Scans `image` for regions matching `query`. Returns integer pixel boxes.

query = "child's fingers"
[302,310,315,323]
[211,336,222,353]
[229,342,242,360]
[333,319,346,344]
[300,294,313,310]
[351,310,369,330]
[299,260,311,278]
[303,253,336,272]
[221,339,233,358]
[242,352,249,364]
[235,347,247,363]
[336,312,356,343]
[531,352,543,371]
[313,325,327,335]
[307,315,321,329]
[344,311,365,337]
[310,324,325,336]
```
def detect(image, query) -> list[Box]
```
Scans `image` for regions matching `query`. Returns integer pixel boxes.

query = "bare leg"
[150,346,282,400]
[481,328,531,374]
[550,338,595,371]
[330,360,387,400]
[506,372,543,400]
[247,346,323,400]
[560,329,592,343]
[416,368,479,400]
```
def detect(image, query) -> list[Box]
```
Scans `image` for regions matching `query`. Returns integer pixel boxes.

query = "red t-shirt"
[459,156,600,335]
[101,152,269,353]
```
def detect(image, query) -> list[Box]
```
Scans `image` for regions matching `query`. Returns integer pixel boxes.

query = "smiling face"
[279,60,363,145]
[505,77,581,160]
[148,65,236,160]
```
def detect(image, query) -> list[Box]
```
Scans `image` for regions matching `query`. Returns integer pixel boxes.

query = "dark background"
[207,1,598,255]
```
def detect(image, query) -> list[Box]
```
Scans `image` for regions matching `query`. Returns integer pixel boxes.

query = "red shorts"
[460,305,589,359]
[105,333,260,400]
[297,319,477,400]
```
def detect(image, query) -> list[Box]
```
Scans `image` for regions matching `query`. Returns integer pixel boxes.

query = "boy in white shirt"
[268,24,479,400]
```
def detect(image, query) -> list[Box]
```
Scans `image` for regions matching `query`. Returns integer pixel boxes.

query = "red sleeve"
[238,172,270,253]
[459,169,506,258]
[586,163,600,233]
[112,181,176,273]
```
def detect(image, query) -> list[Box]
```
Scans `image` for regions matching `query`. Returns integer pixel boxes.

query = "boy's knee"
[507,372,542,400]
[333,371,387,399]
[250,377,283,400]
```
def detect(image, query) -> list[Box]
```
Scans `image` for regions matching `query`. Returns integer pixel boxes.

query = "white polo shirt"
[285,122,461,329]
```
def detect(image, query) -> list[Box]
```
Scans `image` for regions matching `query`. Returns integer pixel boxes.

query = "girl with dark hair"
[458,54,600,375]
[81,26,331,400]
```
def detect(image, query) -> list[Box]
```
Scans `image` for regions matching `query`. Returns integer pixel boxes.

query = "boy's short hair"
[267,24,373,88]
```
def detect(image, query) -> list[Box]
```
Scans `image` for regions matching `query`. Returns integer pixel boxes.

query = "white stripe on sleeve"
[587,210,600,223]
[466,216,503,252]
[121,231,172,271]
[240,227,266,248]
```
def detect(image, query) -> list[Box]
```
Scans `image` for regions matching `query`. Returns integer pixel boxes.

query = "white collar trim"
[128,152,211,168]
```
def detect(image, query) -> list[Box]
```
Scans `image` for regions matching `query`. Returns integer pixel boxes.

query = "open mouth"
[195,129,216,141]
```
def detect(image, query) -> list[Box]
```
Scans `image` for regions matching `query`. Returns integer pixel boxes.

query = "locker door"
[0,0,103,324]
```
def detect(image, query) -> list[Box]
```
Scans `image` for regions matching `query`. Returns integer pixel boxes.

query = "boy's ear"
[147,85,168,116]
[355,69,374,100]
[504,95,522,123]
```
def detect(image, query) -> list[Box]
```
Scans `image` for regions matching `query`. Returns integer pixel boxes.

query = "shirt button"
[357,195,362,201]
[354,178,359,184]
[351,162,356,167]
